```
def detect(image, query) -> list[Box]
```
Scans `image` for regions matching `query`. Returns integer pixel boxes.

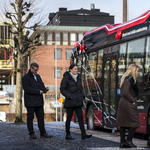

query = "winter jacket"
[60,71,85,108]
[116,76,140,128]
[22,69,46,107]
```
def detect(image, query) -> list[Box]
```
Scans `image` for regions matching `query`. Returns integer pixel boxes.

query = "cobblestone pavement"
[0,122,148,150]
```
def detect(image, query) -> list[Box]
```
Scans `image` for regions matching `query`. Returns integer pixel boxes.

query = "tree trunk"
[14,0,24,123]
[15,54,24,123]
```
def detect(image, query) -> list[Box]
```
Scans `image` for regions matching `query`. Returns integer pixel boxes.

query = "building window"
[66,49,72,59]
[63,33,68,41]
[78,33,83,41]
[54,68,62,78]
[54,48,61,59]
[55,33,60,41]
[39,32,44,41]
[47,32,52,41]
[70,33,76,41]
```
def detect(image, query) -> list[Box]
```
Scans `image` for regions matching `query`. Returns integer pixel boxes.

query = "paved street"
[0,122,148,150]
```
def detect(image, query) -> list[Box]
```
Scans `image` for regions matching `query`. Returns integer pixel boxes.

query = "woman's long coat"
[60,71,85,108]
[116,77,140,128]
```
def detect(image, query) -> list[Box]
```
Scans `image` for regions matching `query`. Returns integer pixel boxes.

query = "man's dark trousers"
[27,106,46,135]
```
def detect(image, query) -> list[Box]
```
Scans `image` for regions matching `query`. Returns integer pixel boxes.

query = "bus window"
[127,38,145,67]
[127,38,145,92]
[110,55,117,115]
[84,52,98,95]
[73,57,77,64]
[82,54,86,95]
[97,50,103,88]
[71,56,74,64]
[145,37,150,72]
[118,43,126,88]
[112,45,119,53]
[143,36,150,92]
[76,55,82,74]
[104,47,111,54]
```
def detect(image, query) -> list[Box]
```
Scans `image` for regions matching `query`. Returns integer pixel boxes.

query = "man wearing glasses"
[22,62,52,139]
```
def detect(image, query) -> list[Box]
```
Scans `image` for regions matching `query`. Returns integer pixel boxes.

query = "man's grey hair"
[30,62,39,69]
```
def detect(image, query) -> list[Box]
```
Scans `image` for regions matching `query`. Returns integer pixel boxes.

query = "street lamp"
[53,41,58,122]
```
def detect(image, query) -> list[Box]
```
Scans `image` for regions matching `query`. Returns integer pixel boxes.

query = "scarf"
[70,72,78,82]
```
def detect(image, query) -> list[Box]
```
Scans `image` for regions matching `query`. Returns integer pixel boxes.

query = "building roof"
[47,4,114,26]
[56,8,109,16]
[37,25,98,32]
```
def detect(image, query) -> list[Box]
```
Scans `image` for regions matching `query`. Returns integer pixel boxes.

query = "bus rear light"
[80,44,85,51]
[143,117,146,120]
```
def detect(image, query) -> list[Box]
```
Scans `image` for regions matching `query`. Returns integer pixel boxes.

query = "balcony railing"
[0,60,12,68]
[0,39,13,47]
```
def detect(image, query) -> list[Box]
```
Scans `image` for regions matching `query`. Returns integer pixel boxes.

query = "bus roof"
[84,10,150,37]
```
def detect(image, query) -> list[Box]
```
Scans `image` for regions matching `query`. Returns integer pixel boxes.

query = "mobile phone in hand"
[43,87,49,93]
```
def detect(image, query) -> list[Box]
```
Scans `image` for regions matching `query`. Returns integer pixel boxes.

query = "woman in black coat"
[60,64,92,140]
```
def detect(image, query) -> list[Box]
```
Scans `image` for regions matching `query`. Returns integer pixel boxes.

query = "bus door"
[102,53,118,129]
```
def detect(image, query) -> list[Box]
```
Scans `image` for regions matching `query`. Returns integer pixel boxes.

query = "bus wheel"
[87,105,95,130]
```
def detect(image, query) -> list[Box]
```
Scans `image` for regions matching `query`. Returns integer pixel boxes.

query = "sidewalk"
[0,122,148,150]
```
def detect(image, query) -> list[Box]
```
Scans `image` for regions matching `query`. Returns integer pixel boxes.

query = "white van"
[0,111,6,122]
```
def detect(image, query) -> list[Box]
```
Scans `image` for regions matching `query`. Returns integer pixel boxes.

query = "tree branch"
[10,3,17,13]
[21,47,33,58]
[22,13,33,28]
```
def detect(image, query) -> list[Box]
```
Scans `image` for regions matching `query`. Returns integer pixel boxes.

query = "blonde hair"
[120,64,140,87]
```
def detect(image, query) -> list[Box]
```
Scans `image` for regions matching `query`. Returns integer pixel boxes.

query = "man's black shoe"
[40,133,53,138]
[82,134,92,140]
[126,140,137,148]
[119,142,131,148]
[30,134,37,139]
[66,134,75,140]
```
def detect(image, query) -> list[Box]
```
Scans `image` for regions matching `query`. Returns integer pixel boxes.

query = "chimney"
[91,4,95,10]
[59,8,67,11]
[123,0,127,22]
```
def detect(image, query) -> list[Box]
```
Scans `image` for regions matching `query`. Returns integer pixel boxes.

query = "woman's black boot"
[65,134,75,140]
[82,134,92,140]
[119,141,131,148]
[126,140,137,148]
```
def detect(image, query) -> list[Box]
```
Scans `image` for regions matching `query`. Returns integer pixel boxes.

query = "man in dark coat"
[22,62,52,139]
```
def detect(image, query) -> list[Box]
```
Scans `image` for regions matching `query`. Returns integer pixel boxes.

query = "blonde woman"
[116,64,140,148]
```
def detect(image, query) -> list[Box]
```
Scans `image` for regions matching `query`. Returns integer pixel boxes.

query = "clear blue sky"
[41,0,150,24]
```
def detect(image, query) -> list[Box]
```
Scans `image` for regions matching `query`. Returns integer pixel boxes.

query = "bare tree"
[3,0,44,123]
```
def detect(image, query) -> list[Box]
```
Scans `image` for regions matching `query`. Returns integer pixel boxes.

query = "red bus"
[71,10,150,135]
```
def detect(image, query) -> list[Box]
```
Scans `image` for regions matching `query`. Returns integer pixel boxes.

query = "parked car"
[0,111,6,122]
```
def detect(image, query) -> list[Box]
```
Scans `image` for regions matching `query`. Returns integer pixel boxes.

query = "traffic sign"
[58,97,64,103]
[54,102,59,107]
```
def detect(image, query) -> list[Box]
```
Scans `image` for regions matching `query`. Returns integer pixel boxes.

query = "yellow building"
[0,18,15,90]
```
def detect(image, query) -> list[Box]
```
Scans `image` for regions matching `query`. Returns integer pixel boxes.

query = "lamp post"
[53,41,58,122]
[55,42,58,122]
